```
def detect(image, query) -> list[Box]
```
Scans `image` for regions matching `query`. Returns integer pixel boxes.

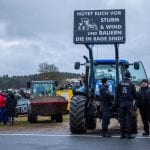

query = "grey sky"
[0,0,150,76]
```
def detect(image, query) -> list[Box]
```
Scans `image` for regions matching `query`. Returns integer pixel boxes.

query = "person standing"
[137,79,150,136]
[118,72,137,139]
[100,78,114,137]
[6,92,17,126]
[0,92,7,125]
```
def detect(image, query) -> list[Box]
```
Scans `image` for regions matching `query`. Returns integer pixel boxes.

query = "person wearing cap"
[118,71,137,139]
[137,79,150,136]
[100,78,114,137]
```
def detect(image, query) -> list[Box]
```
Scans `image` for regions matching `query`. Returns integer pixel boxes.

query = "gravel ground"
[0,114,143,133]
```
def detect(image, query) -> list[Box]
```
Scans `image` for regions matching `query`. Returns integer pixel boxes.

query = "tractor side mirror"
[74,62,80,70]
[27,81,31,89]
[124,63,129,69]
[134,62,140,70]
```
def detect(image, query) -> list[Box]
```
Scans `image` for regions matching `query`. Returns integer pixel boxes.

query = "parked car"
[16,98,29,116]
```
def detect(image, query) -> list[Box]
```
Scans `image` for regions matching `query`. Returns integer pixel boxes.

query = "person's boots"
[127,133,135,139]
[12,118,14,126]
[9,117,13,126]
[142,132,149,136]
[102,131,111,138]
[120,133,127,139]
[8,117,11,125]
[120,129,127,139]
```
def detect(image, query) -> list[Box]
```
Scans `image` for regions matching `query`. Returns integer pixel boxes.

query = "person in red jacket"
[0,92,7,125]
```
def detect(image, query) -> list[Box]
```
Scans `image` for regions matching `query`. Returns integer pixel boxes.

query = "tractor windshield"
[128,61,148,85]
[32,82,55,97]
[94,64,121,83]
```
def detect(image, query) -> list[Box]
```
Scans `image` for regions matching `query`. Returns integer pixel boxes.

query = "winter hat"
[141,79,149,84]
[0,91,6,96]
[101,78,108,85]
[125,71,131,78]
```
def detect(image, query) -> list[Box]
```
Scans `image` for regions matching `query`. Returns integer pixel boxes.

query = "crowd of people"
[100,72,150,139]
[0,74,150,137]
[0,91,17,126]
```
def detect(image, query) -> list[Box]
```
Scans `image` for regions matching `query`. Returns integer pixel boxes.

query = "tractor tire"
[28,113,37,123]
[55,114,63,123]
[86,116,96,130]
[51,115,56,121]
[70,95,87,134]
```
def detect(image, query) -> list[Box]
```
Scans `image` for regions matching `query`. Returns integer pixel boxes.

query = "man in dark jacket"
[137,79,150,136]
[6,92,17,126]
[100,78,114,137]
[118,72,137,139]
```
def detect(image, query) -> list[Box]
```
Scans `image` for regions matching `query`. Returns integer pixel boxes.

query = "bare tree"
[38,62,59,73]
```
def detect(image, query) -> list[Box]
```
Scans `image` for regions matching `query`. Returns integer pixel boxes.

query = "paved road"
[0,133,150,150]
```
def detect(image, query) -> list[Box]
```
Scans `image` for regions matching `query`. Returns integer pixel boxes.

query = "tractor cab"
[94,59,122,96]
[31,80,56,97]
[94,59,147,96]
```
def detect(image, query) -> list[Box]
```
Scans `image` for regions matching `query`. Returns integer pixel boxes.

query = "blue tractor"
[69,44,148,133]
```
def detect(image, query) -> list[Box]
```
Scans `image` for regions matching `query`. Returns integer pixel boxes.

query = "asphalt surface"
[0,132,150,150]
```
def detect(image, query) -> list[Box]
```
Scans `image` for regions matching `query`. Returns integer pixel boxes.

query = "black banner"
[74,9,125,44]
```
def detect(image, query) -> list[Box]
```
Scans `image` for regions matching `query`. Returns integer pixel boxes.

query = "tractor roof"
[95,59,128,64]
[32,80,55,84]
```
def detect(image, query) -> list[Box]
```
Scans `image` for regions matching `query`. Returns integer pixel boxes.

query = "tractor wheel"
[51,115,56,121]
[28,113,37,123]
[86,116,96,130]
[55,114,63,123]
[70,95,87,134]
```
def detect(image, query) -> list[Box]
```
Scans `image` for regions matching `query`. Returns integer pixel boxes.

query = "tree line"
[0,63,80,90]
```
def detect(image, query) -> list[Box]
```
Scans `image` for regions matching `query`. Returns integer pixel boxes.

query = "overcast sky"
[0,0,150,76]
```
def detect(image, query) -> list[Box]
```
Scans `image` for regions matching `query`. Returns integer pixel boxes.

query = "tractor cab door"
[128,61,148,90]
